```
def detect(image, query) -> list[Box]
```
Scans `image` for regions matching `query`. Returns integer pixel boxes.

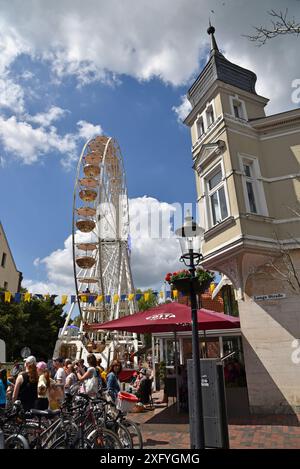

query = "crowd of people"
[0,355,154,412]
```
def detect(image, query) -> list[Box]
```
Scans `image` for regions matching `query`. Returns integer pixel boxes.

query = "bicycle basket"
[116,392,138,413]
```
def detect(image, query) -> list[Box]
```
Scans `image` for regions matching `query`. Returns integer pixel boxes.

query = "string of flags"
[0,289,181,305]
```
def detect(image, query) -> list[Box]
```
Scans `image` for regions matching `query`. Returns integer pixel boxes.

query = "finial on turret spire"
[207,21,219,53]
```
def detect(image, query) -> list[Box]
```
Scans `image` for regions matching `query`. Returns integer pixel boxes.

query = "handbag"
[84,370,99,396]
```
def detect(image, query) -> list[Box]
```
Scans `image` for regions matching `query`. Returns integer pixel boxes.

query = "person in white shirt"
[53,357,66,386]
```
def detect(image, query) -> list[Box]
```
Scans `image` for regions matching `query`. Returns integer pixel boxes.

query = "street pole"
[189,248,205,450]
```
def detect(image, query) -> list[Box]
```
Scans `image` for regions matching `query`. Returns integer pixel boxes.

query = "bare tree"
[246,9,300,45]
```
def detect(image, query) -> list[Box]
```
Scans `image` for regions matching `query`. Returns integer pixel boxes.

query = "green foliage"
[195,269,215,283]
[136,288,158,312]
[0,296,66,361]
[136,288,158,349]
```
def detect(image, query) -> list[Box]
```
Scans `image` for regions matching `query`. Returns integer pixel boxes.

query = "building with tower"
[184,26,300,414]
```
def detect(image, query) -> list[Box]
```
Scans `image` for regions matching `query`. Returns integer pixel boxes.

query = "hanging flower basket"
[165,269,214,295]
[172,277,212,295]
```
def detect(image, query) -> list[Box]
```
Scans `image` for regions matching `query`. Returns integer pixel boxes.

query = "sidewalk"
[129,391,300,449]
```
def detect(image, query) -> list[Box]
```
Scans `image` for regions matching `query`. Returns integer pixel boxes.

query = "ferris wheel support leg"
[59,303,76,338]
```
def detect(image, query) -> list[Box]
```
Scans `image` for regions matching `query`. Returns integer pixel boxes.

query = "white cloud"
[24,197,183,294]
[172,95,192,123]
[0,0,297,115]
[0,115,77,164]
[27,106,68,127]
[77,120,103,141]
[0,78,25,113]
[0,112,102,167]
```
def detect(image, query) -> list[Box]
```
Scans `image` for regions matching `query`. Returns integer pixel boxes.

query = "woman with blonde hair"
[13,356,38,411]
[35,362,53,410]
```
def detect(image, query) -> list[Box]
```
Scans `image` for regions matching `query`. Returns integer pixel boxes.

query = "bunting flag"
[4,291,11,303]
[113,294,119,304]
[61,295,68,305]
[0,289,183,304]
[24,292,31,302]
[14,292,21,303]
[209,283,216,293]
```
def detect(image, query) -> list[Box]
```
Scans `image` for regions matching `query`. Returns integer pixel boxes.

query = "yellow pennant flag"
[172,290,178,299]
[80,295,87,303]
[159,291,164,299]
[61,295,68,305]
[209,283,216,294]
[144,292,150,301]
[44,294,50,300]
[128,293,135,301]
[4,291,11,303]
[113,294,119,304]
[96,295,103,303]
[24,292,31,302]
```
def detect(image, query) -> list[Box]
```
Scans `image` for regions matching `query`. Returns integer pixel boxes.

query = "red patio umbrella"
[85,303,240,412]
[84,302,240,333]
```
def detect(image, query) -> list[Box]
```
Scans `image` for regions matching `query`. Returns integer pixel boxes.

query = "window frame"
[206,105,215,128]
[1,252,7,268]
[203,161,230,229]
[229,95,248,121]
[238,153,268,216]
[196,115,205,139]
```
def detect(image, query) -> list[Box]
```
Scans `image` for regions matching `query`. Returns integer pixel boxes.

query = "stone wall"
[239,250,300,414]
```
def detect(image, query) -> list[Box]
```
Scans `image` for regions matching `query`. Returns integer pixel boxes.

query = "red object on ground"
[84,303,240,333]
[118,391,139,402]
[118,369,136,382]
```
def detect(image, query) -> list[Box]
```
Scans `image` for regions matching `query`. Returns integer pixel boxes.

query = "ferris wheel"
[72,135,136,329]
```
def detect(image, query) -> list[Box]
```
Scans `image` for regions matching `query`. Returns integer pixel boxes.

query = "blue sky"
[0,0,298,295]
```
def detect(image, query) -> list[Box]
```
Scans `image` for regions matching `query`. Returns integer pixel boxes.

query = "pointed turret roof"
[187,25,257,106]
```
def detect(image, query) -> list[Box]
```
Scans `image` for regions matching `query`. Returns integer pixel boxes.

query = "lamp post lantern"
[175,212,205,449]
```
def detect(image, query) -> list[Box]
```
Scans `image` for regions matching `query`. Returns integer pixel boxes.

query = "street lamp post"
[175,212,205,450]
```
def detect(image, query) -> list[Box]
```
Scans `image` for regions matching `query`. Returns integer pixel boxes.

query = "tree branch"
[245,8,300,45]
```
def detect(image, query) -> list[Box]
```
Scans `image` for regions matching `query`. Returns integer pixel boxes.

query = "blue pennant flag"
[105,295,111,303]
[88,295,95,304]
[71,295,76,304]
[14,292,21,303]
[121,295,126,301]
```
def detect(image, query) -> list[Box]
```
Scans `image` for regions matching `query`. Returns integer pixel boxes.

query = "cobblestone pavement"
[129,392,300,449]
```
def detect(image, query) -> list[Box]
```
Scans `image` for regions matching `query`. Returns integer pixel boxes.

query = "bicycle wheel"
[116,422,133,449]
[121,419,143,449]
[87,428,122,449]
[5,434,30,449]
